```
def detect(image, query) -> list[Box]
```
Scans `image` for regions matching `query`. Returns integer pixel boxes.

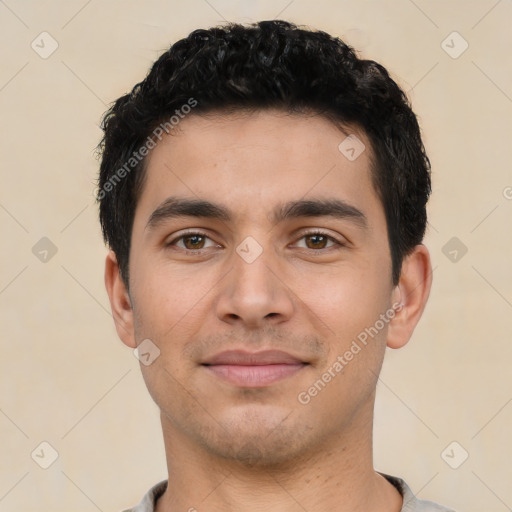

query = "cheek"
[131,261,219,339]
[294,263,389,331]
[296,270,391,416]
[130,270,209,413]
[296,267,392,401]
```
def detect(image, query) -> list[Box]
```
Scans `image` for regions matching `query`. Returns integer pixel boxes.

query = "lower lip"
[204,363,306,387]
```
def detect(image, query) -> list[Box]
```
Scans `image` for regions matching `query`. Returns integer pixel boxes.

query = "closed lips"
[202,350,307,366]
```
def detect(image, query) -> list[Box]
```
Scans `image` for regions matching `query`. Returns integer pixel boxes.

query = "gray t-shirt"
[122,474,456,511]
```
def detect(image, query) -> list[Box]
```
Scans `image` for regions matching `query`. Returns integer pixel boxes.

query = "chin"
[197,407,319,469]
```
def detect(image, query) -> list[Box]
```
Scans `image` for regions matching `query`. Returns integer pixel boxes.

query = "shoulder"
[120,480,168,512]
[381,473,458,512]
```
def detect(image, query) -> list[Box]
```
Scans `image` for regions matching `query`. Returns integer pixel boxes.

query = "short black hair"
[97,19,431,286]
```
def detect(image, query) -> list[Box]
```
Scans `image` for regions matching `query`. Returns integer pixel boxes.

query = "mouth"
[201,350,309,388]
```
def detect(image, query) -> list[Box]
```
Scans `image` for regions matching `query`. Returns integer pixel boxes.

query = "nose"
[214,247,295,329]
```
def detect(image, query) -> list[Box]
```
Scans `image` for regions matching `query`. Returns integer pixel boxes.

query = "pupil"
[186,235,203,249]
[308,235,326,249]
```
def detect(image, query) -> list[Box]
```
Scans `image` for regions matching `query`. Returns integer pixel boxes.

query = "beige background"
[1,1,511,511]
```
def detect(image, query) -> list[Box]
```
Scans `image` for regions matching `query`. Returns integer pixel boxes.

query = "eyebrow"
[145,196,368,231]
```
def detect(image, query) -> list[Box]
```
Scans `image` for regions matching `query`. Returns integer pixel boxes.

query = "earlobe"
[386,245,432,349]
[104,250,137,348]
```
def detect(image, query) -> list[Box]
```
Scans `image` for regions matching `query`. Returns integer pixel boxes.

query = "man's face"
[125,110,398,466]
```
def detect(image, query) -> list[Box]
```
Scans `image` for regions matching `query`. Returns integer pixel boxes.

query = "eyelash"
[166,230,344,252]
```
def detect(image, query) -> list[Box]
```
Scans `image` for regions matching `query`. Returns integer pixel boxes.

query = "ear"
[104,250,136,348]
[386,244,432,349]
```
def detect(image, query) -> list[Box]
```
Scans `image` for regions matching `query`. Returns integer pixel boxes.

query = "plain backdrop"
[1,1,511,511]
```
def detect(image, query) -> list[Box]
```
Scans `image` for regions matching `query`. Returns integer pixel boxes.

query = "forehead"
[135,110,381,227]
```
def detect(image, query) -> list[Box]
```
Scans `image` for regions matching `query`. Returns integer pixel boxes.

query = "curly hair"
[97,19,431,286]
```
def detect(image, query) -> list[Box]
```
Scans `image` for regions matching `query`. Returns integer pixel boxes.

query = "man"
[98,19,455,512]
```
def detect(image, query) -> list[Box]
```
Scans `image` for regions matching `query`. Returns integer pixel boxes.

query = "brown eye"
[182,234,206,250]
[295,231,339,250]
[307,234,329,249]
[167,232,219,251]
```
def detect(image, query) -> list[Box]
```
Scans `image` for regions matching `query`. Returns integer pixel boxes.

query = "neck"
[154,400,402,512]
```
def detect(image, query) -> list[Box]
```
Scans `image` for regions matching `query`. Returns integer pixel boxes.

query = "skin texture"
[105,110,432,512]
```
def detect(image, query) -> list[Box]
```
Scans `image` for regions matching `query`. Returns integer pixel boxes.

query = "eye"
[167,231,220,251]
[166,230,344,252]
[294,231,342,250]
